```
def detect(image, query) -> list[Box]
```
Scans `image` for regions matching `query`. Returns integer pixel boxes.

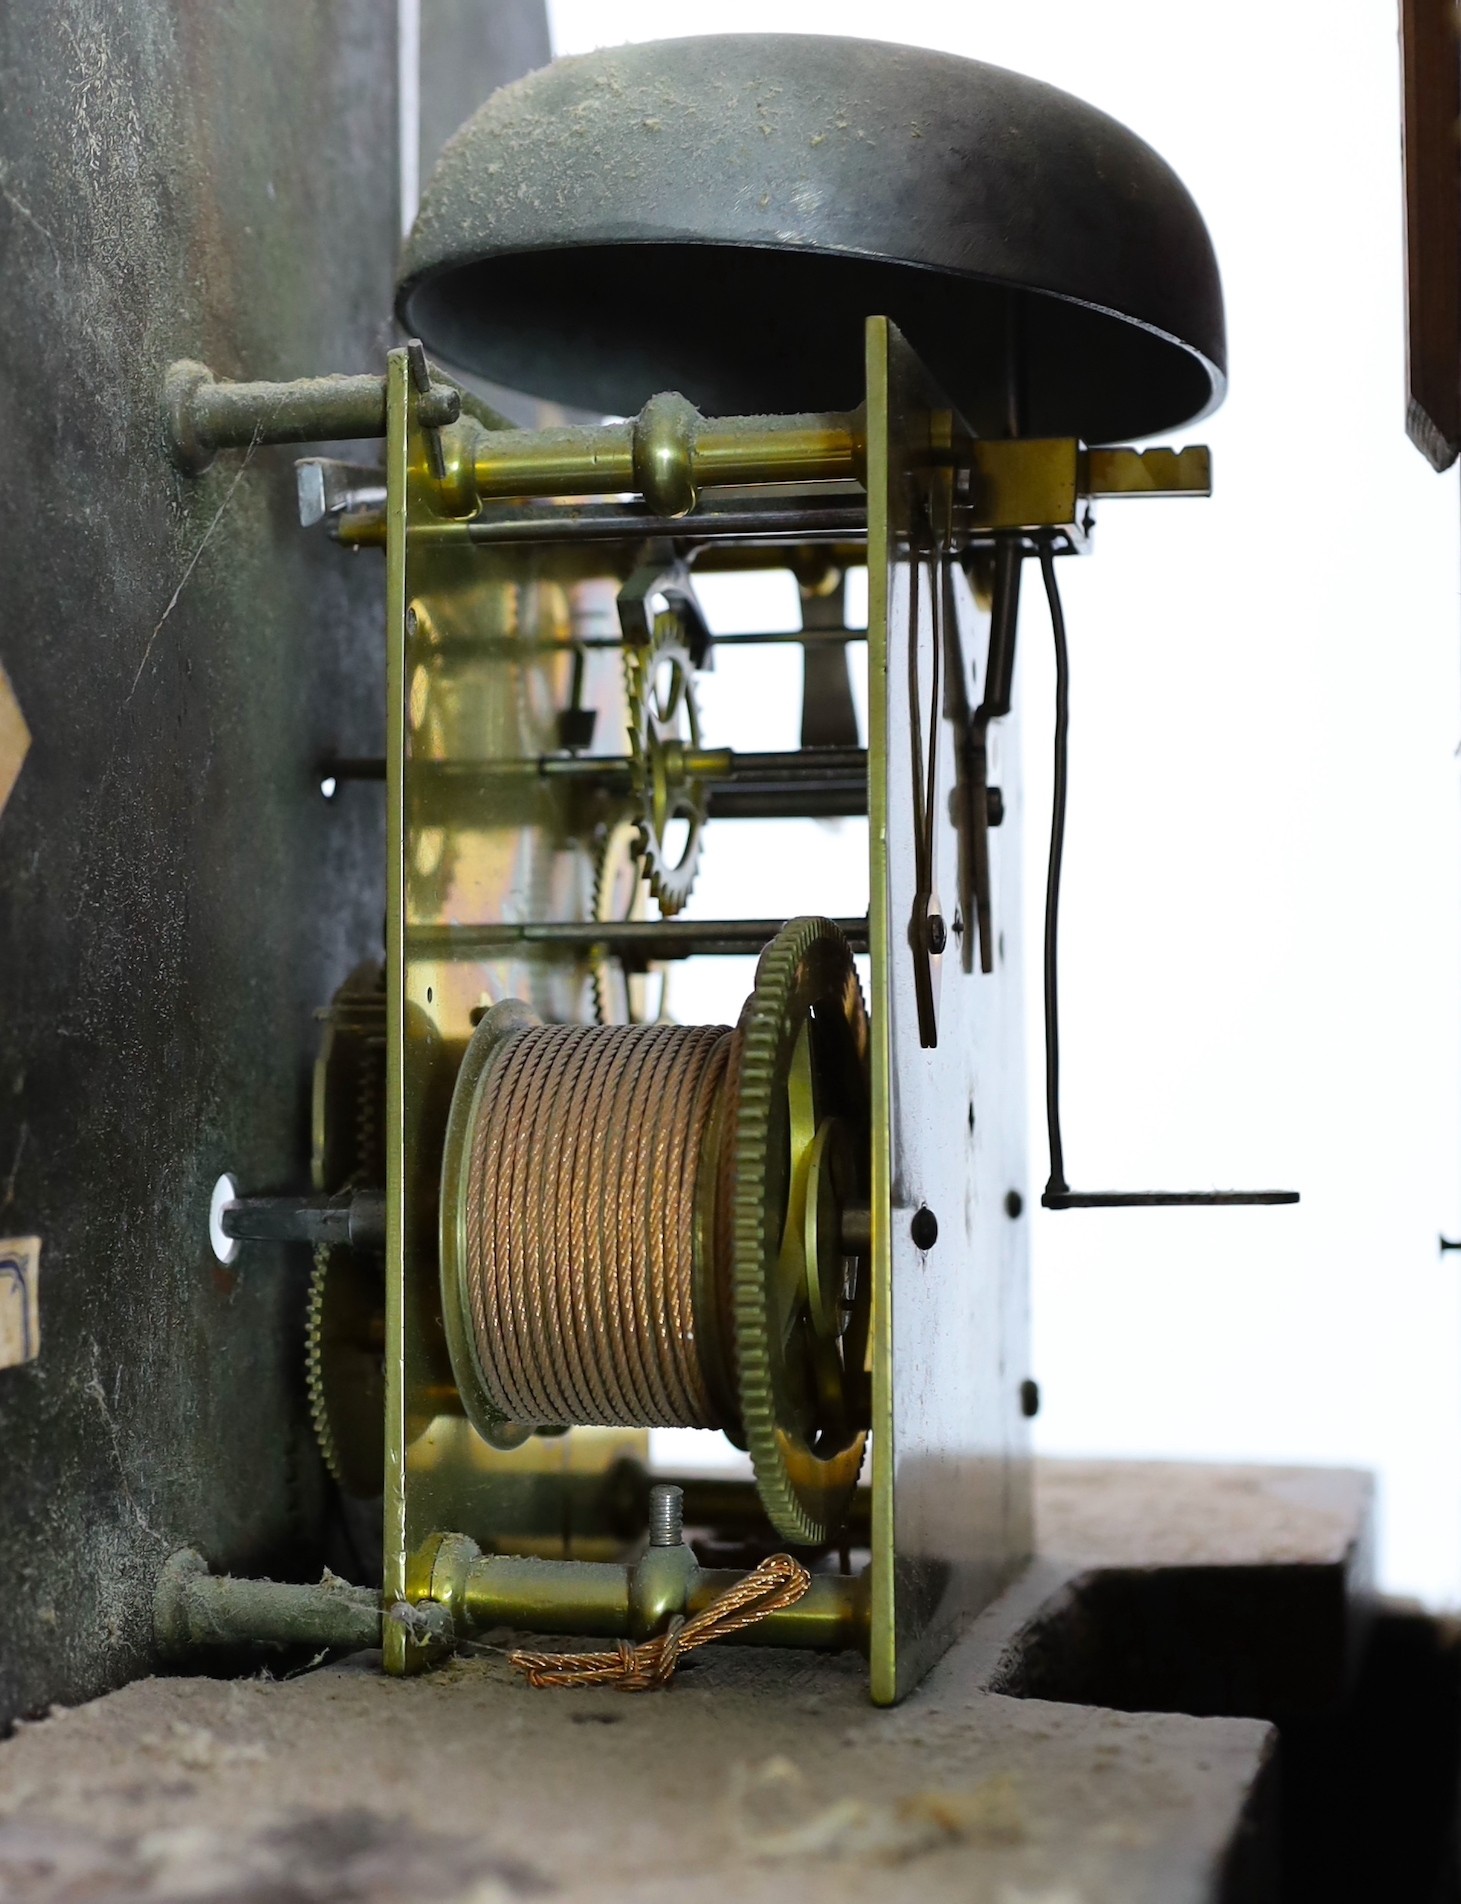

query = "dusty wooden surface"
[0,1459,1370,1902]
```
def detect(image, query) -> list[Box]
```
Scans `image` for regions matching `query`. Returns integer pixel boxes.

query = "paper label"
[0,660,29,824]
[0,1237,40,1367]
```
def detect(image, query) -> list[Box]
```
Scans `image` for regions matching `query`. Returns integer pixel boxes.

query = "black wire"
[1034,537,1299,1211]
[1039,535,1069,1199]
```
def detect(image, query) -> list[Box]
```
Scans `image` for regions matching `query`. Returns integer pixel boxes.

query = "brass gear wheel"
[311,961,386,1195]
[732,916,871,1545]
[592,818,669,1026]
[625,614,708,917]
[306,1244,385,1498]
[306,963,387,1498]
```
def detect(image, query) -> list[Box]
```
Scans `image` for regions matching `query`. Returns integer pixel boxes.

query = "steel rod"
[671,1476,872,1545]
[409,501,869,547]
[422,629,868,653]
[1043,1189,1300,1208]
[321,760,866,818]
[321,749,869,821]
[324,748,865,787]
[221,1191,385,1251]
[707,785,865,819]
[408,917,869,960]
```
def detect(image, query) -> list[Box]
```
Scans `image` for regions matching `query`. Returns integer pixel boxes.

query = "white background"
[547,0,1461,1606]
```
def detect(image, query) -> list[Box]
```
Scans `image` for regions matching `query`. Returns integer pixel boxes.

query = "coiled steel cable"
[463,1022,733,1429]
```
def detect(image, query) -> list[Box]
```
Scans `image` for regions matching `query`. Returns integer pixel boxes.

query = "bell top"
[397,34,1225,442]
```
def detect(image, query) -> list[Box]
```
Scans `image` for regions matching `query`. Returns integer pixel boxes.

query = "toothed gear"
[625,614,708,917]
[591,820,632,1026]
[306,965,387,1498]
[591,819,669,1026]
[306,1244,385,1499]
[732,916,871,1545]
[311,962,386,1194]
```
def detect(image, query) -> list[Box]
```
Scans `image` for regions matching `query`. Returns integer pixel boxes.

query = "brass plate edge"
[865,316,897,1707]
[383,347,411,1673]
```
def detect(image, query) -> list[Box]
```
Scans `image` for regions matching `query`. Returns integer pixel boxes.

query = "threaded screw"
[648,1483,685,1548]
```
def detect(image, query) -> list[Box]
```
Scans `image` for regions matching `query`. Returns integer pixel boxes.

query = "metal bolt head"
[986,785,1005,827]
[648,1482,685,1548]
[1004,1189,1024,1219]
[163,359,219,476]
[910,1206,939,1251]
[926,912,947,956]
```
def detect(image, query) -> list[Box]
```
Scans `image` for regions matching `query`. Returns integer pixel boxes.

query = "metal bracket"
[295,459,386,527]
[615,553,713,666]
